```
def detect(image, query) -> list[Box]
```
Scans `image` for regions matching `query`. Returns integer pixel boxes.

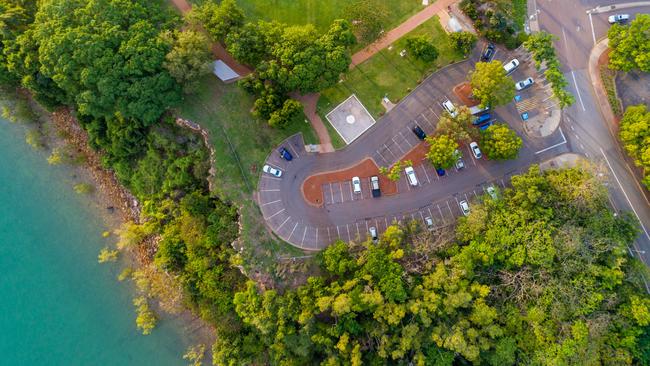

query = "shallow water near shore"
[0,118,187,365]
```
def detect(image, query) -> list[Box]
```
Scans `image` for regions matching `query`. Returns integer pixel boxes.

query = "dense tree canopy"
[608,14,650,73]
[188,0,244,42]
[618,104,650,190]
[219,166,650,365]
[479,123,522,160]
[435,106,476,143]
[163,29,212,94]
[405,35,439,62]
[425,134,459,169]
[449,31,478,55]
[470,60,515,107]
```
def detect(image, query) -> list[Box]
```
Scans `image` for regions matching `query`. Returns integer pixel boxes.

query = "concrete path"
[294,93,335,153]
[351,0,457,66]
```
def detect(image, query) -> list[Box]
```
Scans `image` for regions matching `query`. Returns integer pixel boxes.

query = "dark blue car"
[478,120,494,131]
[473,113,491,125]
[436,167,446,177]
[279,147,293,161]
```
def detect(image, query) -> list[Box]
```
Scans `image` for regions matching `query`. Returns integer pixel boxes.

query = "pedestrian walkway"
[294,93,335,153]
[351,0,457,66]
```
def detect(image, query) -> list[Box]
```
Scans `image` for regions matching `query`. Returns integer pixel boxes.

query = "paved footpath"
[351,0,457,66]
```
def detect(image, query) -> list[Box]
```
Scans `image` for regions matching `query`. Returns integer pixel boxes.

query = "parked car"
[412,125,427,140]
[436,167,446,177]
[278,147,293,161]
[478,120,493,131]
[459,200,470,216]
[503,58,520,75]
[469,104,490,115]
[352,176,361,194]
[608,14,629,24]
[486,185,498,200]
[442,99,458,118]
[470,141,482,159]
[515,77,534,91]
[424,216,434,230]
[481,43,496,62]
[262,164,282,177]
[369,227,378,243]
[473,113,491,125]
[370,176,381,197]
[455,149,465,170]
[405,166,419,186]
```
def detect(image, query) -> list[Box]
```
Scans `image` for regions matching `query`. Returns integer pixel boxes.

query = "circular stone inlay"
[346,115,356,124]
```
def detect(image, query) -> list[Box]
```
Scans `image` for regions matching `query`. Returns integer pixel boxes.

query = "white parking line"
[330,183,334,204]
[570,70,586,112]
[376,150,388,163]
[420,114,434,129]
[316,227,318,244]
[356,222,360,239]
[327,227,331,242]
[301,226,307,245]
[277,216,291,231]
[535,127,567,154]
[262,199,281,206]
[266,208,285,220]
[384,217,388,228]
[467,145,477,166]
[336,225,341,238]
[288,222,299,240]
[346,224,351,242]
[347,181,354,201]
[588,13,596,45]
[429,106,439,119]
[392,137,406,154]
[446,200,454,216]
[261,175,282,181]
[384,144,397,158]
[287,144,300,158]
[365,220,369,232]
[399,131,413,148]
[421,164,431,183]
[260,189,280,192]
[427,207,433,220]
[472,190,478,198]
[419,211,424,221]
[501,179,506,188]
[437,204,445,223]
[339,182,344,202]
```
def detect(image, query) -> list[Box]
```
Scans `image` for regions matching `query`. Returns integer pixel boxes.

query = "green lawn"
[318,16,465,123]
[512,0,528,31]
[175,77,311,273]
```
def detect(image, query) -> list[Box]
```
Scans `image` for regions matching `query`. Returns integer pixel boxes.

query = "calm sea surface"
[0,118,187,365]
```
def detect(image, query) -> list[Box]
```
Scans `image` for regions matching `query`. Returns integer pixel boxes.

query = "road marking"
[428,106,439,119]
[316,227,318,244]
[327,227,331,242]
[575,134,580,140]
[421,113,434,128]
[277,216,291,231]
[384,144,397,158]
[473,190,478,198]
[339,182,344,202]
[570,125,575,131]
[261,175,282,181]
[446,200,453,216]
[287,144,300,158]
[580,143,585,150]
[588,13,596,45]
[437,204,445,223]
[421,164,431,183]
[419,211,425,221]
[365,220,369,232]
[346,224,351,242]
[356,222,360,239]
[467,145,477,166]
[260,189,281,192]
[376,150,388,164]
[336,225,340,238]
[262,199,281,206]
[399,131,413,148]
[501,179,506,188]
[329,183,334,204]
[385,217,388,228]
[392,137,406,154]
[347,181,354,201]
[288,222,299,240]
[570,71,586,111]
[301,226,307,245]
[266,208,285,220]
[600,148,650,245]
[535,127,567,154]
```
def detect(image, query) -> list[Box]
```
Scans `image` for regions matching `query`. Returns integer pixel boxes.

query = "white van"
[442,100,458,118]
[503,59,520,75]
[405,166,419,186]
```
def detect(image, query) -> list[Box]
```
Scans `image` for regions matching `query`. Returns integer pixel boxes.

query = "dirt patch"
[302,158,397,206]
[453,82,479,107]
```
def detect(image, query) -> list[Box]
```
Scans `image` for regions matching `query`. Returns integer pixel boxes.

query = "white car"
[486,185,497,200]
[503,58,520,75]
[262,164,282,177]
[369,227,378,243]
[515,77,534,91]
[608,14,629,24]
[470,142,482,159]
[352,176,361,194]
[405,166,419,186]
[424,216,434,230]
[459,200,470,216]
[454,149,465,170]
[442,99,458,118]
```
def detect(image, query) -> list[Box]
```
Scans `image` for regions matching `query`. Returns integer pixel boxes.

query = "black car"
[279,147,293,161]
[412,125,426,140]
[481,43,495,62]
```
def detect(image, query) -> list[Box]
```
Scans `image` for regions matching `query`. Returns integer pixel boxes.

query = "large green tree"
[405,35,439,62]
[618,104,650,189]
[470,60,515,107]
[449,31,478,55]
[435,106,476,143]
[608,14,650,72]
[189,0,244,42]
[30,0,181,124]
[0,0,36,85]
[479,123,522,160]
[425,134,459,169]
[163,30,212,94]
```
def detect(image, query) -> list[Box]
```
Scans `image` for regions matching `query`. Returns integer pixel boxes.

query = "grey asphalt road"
[531,0,650,266]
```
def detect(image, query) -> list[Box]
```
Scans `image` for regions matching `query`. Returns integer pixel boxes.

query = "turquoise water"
[0,119,187,365]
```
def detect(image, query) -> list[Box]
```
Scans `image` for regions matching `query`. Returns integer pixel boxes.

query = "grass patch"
[318,16,464,122]
[175,77,316,277]
[512,0,528,32]
[600,64,623,118]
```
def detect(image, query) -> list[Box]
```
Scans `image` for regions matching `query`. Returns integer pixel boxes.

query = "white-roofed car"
[262,164,282,177]
[352,176,362,194]
[424,216,434,230]
[369,227,378,243]
[503,58,520,75]
[515,77,534,91]
[442,99,458,118]
[405,166,419,186]
[459,200,470,216]
[486,185,498,200]
[470,141,482,159]
[608,14,629,24]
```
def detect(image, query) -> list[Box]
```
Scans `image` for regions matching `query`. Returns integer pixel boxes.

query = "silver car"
[369,227,378,243]
[262,164,282,177]
[459,200,470,216]
[352,176,361,194]
[515,77,534,91]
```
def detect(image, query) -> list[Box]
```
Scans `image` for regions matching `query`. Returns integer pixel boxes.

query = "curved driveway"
[259,44,571,250]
